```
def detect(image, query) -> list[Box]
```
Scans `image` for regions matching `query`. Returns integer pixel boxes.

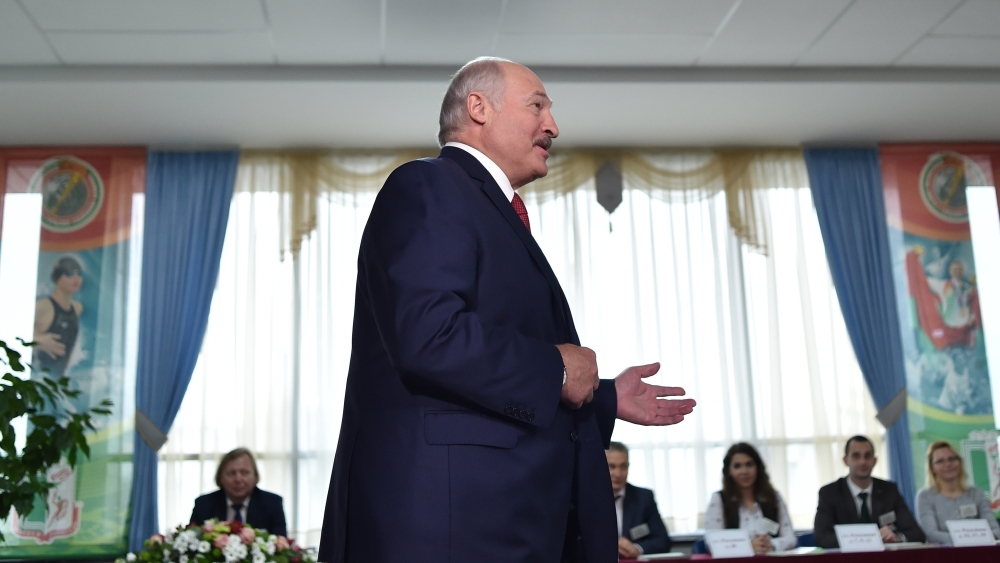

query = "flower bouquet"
[117,520,317,563]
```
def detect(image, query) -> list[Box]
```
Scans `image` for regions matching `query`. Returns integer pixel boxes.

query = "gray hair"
[437,57,511,146]
[607,441,629,456]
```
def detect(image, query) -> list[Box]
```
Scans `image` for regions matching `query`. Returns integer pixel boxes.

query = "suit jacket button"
[504,406,513,415]
[527,413,535,422]
[519,410,528,420]
[570,431,578,441]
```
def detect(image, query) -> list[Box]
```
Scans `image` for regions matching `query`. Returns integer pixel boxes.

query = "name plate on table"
[946,519,995,547]
[834,523,885,552]
[705,530,755,559]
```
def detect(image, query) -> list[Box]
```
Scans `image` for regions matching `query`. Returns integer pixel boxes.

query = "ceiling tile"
[47,31,275,64]
[0,0,59,64]
[699,0,852,65]
[23,0,265,31]
[798,0,963,65]
[933,0,1000,37]
[266,1,381,64]
[495,33,709,66]
[897,36,1000,66]
[500,0,736,35]
[384,0,505,64]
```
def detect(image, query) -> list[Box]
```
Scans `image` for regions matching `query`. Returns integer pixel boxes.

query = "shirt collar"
[226,496,251,508]
[846,477,872,497]
[444,142,515,203]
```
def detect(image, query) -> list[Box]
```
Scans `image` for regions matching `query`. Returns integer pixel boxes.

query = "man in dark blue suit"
[190,448,287,537]
[318,57,696,563]
[607,442,671,558]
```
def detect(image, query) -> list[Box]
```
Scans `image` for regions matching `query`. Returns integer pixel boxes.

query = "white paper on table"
[705,529,755,559]
[834,523,885,553]
[946,519,995,547]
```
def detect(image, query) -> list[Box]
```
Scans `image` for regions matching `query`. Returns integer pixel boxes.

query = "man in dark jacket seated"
[190,447,287,537]
[814,435,925,548]
[607,441,671,558]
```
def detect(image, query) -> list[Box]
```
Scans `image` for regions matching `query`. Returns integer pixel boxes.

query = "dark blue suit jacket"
[622,483,671,554]
[189,487,287,537]
[318,147,619,563]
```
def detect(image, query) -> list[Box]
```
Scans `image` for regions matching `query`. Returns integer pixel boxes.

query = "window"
[159,153,885,543]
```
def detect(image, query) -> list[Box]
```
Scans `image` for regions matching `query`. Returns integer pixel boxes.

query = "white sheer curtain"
[159,151,886,545]
[157,163,380,547]
[523,155,885,534]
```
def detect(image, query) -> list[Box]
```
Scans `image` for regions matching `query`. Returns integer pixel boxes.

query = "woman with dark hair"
[704,443,796,553]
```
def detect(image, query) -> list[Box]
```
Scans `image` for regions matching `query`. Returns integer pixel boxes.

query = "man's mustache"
[534,136,552,151]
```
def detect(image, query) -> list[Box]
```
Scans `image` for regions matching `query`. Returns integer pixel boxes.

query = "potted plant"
[0,338,112,542]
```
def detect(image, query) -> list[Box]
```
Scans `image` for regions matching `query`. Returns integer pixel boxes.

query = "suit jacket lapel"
[621,485,636,533]
[215,491,229,521]
[871,481,885,522]
[840,479,859,523]
[440,147,576,343]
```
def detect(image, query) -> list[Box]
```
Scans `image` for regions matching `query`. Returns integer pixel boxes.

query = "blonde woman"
[915,441,1000,544]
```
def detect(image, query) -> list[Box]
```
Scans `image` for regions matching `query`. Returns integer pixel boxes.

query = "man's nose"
[544,111,559,139]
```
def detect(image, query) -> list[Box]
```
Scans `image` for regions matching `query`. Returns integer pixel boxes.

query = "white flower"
[223,534,248,562]
[181,530,199,548]
[179,555,189,563]
[251,542,262,556]
[163,549,171,559]
[252,554,266,563]
[126,555,137,563]
[198,540,211,553]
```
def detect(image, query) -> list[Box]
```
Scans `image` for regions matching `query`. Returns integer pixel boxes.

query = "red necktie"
[511,193,530,232]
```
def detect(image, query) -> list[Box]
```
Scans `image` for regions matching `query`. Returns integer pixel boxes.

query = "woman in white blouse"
[704,442,797,553]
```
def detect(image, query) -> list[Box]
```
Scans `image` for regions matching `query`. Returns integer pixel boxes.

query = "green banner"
[881,144,1000,515]
[0,148,145,557]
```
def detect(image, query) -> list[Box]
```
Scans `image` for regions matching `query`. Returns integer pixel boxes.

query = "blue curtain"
[803,147,916,508]
[129,151,238,550]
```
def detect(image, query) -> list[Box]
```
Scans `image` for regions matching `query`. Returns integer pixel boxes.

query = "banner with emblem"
[881,143,1000,516]
[0,147,145,557]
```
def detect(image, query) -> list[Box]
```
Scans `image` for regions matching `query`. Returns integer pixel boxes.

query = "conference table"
[620,543,1000,562]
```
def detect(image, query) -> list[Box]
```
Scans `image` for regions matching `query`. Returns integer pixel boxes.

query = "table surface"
[620,543,1000,562]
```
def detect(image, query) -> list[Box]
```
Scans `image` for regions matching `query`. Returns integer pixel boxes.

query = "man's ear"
[843,456,849,467]
[467,92,489,126]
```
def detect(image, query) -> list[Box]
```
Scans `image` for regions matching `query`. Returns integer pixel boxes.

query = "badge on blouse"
[630,523,650,540]
[959,504,978,518]
[759,517,780,536]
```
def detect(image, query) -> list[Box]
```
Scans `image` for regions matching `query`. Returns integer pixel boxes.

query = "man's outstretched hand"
[615,362,696,425]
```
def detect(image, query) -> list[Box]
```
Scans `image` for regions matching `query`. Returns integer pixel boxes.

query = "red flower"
[229,521,244,534]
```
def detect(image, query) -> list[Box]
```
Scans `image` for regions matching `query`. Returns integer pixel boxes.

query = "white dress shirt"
[846,478,874,520]
[444,142,515,202]
[614,487,625,538]
[227,496,249,523]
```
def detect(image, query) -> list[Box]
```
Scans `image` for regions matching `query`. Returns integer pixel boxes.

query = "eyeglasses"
[932,456,960,466]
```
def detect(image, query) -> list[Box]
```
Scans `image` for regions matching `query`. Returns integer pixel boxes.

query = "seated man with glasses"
[813,435,925,548]
[916,440,1000,544]
[190,447,288,537]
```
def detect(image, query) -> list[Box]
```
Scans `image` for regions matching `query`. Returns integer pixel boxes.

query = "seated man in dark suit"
[814,435,925,548]
[607,441,671,558]
[190,447,287,537]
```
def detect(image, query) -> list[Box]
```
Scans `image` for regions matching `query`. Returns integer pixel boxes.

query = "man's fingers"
[647,384,688,398]
[635,361,660,378]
